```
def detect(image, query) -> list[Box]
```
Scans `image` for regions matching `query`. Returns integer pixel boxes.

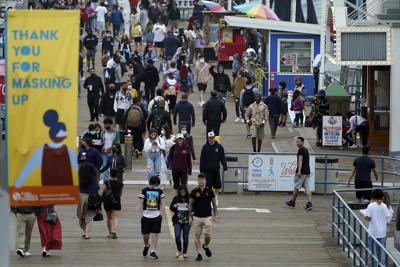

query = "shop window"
[279,40,313,73]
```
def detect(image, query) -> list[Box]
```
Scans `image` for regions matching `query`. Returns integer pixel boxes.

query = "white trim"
[277,39,314,74]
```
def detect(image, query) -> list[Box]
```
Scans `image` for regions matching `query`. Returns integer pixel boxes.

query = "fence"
[332,187,400,266]
[221,152,400,194]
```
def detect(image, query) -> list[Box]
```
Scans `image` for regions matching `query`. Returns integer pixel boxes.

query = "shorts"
[86,50,96,57]
[198,83,207,92]
[204,171,221,189]
[250,125,265,140]
[96,21,105,31]
[355,180,372,200]
[154,41,164,48]
[193,216,212,236]
[133,36,142,43]
[294,175,311,190]
[141,216,162,235]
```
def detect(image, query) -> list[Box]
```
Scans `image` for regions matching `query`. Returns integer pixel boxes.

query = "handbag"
[45,206,57,224]
[88,192,102,211]
[93,209,103,221]
[102,181,118,207]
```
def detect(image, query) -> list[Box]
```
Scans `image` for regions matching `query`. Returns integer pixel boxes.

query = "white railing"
[346,0,389,26]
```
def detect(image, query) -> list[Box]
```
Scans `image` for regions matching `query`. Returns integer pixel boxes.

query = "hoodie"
[210,65,231,93]
[173,99,195,126]
[200,142,228,172]
[202,95,227,123]
[168,142,192,174]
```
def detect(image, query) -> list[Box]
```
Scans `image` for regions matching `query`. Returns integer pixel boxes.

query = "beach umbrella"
[237,3,280,20]
[201,0,227,12]
[233,0,261,11]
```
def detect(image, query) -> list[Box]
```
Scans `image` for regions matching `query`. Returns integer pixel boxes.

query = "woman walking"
[160,125,175,187]
[170,186,191,259]
[37,206,62,257]
[77,163,100,239]
[104,168,124,239]
[144,128,166,178]
[100,143,126,181]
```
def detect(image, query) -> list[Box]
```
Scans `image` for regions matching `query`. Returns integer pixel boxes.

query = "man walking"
[202,91,227,138]
[264,88,282,139]
[147,100,172,133]
[347,146,378,202]
[285,137,313,210]
[139,176,165,260]
[200,132,228,199]
[83,29,99,69]
[245,93,269,152]
[174,93,195,134]
[189,173,217,262]
[84,68,104,122]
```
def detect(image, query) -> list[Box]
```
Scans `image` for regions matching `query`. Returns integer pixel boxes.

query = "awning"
[224,16,321,35]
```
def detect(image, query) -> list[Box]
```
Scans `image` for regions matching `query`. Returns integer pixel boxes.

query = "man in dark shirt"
[347,146,378,202]
[83,30,99,69]
[202,91,227,137]
[84,68,104,121]
[286,137,312,210]
[264,88,282,139]
[189,173,217,262]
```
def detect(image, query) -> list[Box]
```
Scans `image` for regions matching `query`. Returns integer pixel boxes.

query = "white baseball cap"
[176,133,184,139]
[207,131,215,138]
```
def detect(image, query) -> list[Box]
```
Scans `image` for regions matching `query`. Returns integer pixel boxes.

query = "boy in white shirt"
[361,189,392,267]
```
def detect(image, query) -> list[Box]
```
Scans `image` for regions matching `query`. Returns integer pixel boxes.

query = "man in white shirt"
[95,2,108,38]
[346,112,369,148]
[152,18,166,59]
[361,189,392,267]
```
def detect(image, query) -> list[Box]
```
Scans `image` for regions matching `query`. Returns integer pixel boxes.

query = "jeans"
[101,152,112,181]
[217,92,226,104]
[113,23,121,38]
[368,237,386,267]
[235,98,240,117]
[147,151,161,178]
[174,223,191,254]
[269,114,280,136]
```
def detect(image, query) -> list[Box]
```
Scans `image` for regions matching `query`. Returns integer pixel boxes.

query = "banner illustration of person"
[14,110,77,188]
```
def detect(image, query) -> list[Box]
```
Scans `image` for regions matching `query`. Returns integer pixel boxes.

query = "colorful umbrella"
[233,1,261,11]
[237,3,279,20]
[201,0,227,12]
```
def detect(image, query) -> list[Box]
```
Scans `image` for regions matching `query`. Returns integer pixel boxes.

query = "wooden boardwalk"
[9,41,351,266]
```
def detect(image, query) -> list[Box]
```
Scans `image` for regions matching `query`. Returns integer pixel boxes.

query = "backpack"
[106,65,117,83]
[152,110,164,130]
[88,192,102,211]
[126,105,143,128]
[151,99,160,112]
[242,88,255,107]
[102,181,118,208]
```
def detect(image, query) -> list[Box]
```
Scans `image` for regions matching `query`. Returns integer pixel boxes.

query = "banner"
[248,154,315,191]
[6,10,80,206]
[322,116,342,146]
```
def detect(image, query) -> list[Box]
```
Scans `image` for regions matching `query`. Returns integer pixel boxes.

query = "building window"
[279,40,313,73]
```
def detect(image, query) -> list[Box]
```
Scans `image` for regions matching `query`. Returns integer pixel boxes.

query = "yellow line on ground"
[165,209,175,240]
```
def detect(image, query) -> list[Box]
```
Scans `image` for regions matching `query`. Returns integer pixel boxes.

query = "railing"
[346,0,389,26]
[221,152,400,194]
[332,188,400,266]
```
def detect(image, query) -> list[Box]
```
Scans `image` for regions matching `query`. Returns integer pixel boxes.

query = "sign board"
[280,53,298,66]
[248,154,315,191]
[322,116,342,146]
[208,23,219,46]
[6,10,80,206]
[222,28,233,43]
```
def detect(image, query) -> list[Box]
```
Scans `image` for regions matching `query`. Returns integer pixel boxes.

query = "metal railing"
[221,152,400,194]
[346,0,389,26]
[332,188,400,266]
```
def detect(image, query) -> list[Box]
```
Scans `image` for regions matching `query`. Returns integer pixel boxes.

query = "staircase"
[377,1,400,27]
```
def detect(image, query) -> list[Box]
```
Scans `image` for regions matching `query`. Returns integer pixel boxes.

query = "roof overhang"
[224,16,322,35]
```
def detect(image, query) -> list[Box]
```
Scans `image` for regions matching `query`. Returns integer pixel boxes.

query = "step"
[377,14,400,20]
[387,8,400,14]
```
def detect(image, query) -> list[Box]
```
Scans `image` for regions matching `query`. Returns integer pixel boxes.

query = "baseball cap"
[207,131,215,138]
[176,133,184,139]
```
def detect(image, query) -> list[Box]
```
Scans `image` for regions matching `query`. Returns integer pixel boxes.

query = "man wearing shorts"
[194,56,210,107]
[245,93,269,152]
[139,176,165,260]
[347,146,378,202]
[286,137,313,210]
[200,132,228,202]
[95,2,108,38]
[189,174,218,261]
[152,18,166,59]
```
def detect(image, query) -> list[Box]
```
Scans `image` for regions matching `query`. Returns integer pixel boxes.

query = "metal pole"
[124,131,133,171]
[380,157,384,187]
[324,154,328,194]
[319,0,328,90]
[0,113,9,267]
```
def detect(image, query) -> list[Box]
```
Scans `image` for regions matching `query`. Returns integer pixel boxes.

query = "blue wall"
[266,32,321,96]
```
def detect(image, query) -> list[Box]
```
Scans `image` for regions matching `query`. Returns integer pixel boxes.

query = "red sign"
[0,75,4,104]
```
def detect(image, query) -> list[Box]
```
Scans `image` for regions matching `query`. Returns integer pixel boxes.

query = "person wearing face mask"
[100,143,126,181]
[194,56,210,107]
[209,64,231,104]
[168,134,192,191]
[82,124,103,152]
[100,118,121,180]
[144,129,166,178]
[102,31,115,56]
[162,72,181,115]
[180,126,196,161]
[84,68,105,122]
[78,138,103,170]
[114,82,133,130]
[160,125,175,187]
[100,84,117,123]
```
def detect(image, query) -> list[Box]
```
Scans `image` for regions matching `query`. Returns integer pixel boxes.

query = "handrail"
[345,0,389,26]
[332,188,400,266]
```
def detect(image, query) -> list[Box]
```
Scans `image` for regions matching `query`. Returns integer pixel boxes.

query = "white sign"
[248,154,315,191]
[322,116,342,146]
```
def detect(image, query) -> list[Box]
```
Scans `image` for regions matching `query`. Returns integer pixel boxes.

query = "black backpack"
[102,181,118,208]
[242,88,255,107]
[107,65,117,83]
[152,110,165,131]
[88,192,102,211]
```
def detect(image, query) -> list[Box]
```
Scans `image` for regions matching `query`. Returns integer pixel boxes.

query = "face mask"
[181,130,187,135]
[161,130,166,135]
[199,58,205,64]
[112,148,117,153]
[90,131,96,134]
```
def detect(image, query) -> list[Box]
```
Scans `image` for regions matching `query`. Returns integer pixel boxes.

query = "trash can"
[222,156,239,193]
[315,157,339,194]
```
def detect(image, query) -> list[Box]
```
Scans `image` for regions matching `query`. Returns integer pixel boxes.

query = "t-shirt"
[190,187,215,218]
[139,187,165,218]
[153,23,166,42]
[104,131,113,150]
[349,115,367,128]
[108,179,124,202]
[95,6,108,22]
[297,146,310,175]
[363,202,392,238]
[353,156,376,182]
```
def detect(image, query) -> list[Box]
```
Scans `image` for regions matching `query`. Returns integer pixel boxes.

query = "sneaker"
[234,117,240,123]
[285,200,296,208]
[24,251,32,257]
[305,202,313,210]
[111,231,117,239]
[42,249,50,257]
[198,101,202,107]
[201,101,205,106]
[176,252,182,258]
[16,249,24,257]
[149,251,159,259]
[202,244,212,257]
[142,246,150,257]
[350,144,358,149]
[241,118,245,123]
[195,254,203,261]
[134,149,139,159]
[183,254,188,259]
